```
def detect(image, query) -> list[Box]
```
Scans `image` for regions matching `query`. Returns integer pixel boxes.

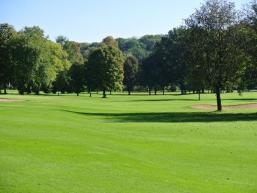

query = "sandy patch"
[0,98,20,103]
[192,103,257,110]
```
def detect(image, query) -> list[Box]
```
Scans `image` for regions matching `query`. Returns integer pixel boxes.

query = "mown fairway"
[0,92,257,193]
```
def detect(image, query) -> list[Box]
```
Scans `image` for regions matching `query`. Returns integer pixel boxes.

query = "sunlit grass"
[0,91,257,193]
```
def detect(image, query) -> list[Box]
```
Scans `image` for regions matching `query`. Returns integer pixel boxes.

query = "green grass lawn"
[1,92,257,193]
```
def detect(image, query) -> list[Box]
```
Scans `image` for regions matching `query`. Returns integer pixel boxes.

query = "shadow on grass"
[64,110,257,123]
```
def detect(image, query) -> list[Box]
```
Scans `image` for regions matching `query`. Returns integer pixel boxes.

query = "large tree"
[186,0,246,111]
[87,45,124,98]
[10,27,70,94]
[10,30,41,94]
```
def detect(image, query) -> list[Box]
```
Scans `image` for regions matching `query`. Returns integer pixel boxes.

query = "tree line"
[1,0,257,111]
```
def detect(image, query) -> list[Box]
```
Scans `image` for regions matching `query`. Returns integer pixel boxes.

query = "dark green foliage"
[117,35,162,61]
[10,31,41,94]
[123,55,139,95]
[87,45,124,98]
[0,23,16,94]
[185,0,247,110]
[103,36,118,48]
[53,71,71,94]
[69,64,85,96]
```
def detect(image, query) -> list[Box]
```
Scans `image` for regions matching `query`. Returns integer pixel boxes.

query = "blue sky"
[0,0,248,43]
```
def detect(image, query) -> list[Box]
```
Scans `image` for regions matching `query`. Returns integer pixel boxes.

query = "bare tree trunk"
[198,90,201,101]
[103,89,106,98]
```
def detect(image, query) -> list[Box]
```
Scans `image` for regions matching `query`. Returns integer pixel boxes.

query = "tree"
[0,23,16,94]
[241,1,257,89]
[186,0,246,111]
[144,28,189,95]
[9,27,70,95]
[123,55,139,95]
[52,70,71,95]
[87,45,124,98]
[56,36,84,65]
[141,53,160,95]
[103,36,118,48]
[117,35,162,62]
[10,30,41,94]
[69,64,85,96]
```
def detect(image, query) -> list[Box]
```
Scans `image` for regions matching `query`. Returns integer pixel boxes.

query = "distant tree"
[69,64,85,96]
[0,23,16,94]
[53,70,71,95]
[141,53,160,95]
[56,35,68,47]
[87,45,124,98]
[139,35,162,51]
[148,28,189,95]
[56,36,84,65]
[117,38,149,61]
[103,36,118,48]
[63,41,84,65]
[80,42,101,63]
[123,55,139,95]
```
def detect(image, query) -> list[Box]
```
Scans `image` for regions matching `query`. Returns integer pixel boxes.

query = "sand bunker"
[0,98,20,103]
[192,103,257,110]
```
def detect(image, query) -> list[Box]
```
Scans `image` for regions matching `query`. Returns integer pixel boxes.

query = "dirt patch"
[0,98,20,103]
[192,103,257,110]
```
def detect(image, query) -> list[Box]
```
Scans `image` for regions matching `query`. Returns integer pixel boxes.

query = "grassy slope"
[0,92,257,193]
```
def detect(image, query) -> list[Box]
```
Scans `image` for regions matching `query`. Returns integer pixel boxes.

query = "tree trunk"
[19,89,24,95]
[198,90,201,101]
[149,88,151,95]
[3,83,7,94]
[128,89,131,95]
[76,92,79,96]
[89,92,92,97]
[110,91,112,95]
[216,87,222,111]
[103,89,107,98]
[154,88,157,95]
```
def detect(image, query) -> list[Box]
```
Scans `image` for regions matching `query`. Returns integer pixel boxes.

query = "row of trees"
[140,0,257,111]
[1,0,257,110]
